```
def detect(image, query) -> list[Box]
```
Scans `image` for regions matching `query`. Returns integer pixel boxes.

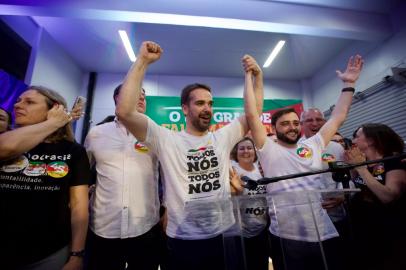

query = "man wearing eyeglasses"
[299,108,349,269]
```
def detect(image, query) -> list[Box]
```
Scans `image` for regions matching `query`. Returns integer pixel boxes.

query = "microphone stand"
[242,152,406,190]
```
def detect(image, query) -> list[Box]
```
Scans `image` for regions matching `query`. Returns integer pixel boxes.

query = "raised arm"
[319,55,364,146]
[115,41,162,141]
[0,105,71,161]
[239,55,265,137]
[243,65,267,149]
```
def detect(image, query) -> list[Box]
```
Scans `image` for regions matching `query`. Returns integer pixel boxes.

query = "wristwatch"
[70,250,85,258]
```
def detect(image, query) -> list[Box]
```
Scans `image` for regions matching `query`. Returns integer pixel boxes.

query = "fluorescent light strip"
[87,11,316,35]
[118,30,136,62]
[263,40,285,68]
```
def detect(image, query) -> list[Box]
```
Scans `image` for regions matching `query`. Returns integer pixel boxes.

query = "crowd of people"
[0,41,405,270]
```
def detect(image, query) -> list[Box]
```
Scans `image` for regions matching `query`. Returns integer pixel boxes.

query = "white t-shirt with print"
[319,141,345,188]
[145,118,243,239]
[319,141,349,222]
[258,133,338,242]
[232,162,268,238]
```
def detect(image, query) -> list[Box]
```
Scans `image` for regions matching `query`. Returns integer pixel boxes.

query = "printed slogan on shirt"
[186,145,221,197]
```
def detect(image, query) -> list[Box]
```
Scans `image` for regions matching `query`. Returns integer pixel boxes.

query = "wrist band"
[342,87,355,93]
[70,250,85,258]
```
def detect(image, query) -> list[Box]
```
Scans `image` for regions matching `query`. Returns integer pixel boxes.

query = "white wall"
[89,72,303,126]
[30,29,84,109]
[2,15,85,109]
[3,16,86,141]
[310,3,406,112]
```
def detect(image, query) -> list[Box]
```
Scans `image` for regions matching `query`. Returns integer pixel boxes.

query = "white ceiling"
[0,0,403,80]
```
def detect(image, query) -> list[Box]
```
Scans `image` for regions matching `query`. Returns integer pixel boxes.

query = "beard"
[190,111,212,132]
[276,129,300,145]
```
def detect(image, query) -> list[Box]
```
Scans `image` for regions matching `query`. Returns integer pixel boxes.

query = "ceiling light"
[263,40,285,68]
[118,30,136,62]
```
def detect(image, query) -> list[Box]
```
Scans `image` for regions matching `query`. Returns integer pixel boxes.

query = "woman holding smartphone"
[0,86,90,270]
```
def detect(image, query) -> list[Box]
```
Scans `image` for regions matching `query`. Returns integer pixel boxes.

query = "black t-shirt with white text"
[0,140,90,267]
[353,158,406,204]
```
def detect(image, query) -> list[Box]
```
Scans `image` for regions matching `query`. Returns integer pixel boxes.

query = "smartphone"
[72,96,87,111]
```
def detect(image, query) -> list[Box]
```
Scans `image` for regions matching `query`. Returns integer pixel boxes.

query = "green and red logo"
[134,141,149,153]
[47,161,69,178]
[24,161,47,176]
[187,147,207,154]
[296,147,312,158]
[373,164,385,175]
[321,153,335,162]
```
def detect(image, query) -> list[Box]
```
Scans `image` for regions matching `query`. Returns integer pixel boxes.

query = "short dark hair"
[230,137,258,163]
[354,123,404,157]
[271,108,298,125]
[96,115,115,126]
[113,84,145,105]
[113,84,122,105]
[180,83,211,106]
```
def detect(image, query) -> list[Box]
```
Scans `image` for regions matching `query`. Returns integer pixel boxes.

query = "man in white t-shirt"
[300,108,347,220]
[116,41,264,270]
[244,55,363,270]
[85,85,163,270]
[299,108,350,270]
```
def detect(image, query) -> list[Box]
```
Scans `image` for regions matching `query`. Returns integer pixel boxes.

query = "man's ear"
[182,103,188,117]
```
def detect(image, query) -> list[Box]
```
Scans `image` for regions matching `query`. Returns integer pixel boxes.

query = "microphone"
[241,176,259,190]
[328,161,352,188]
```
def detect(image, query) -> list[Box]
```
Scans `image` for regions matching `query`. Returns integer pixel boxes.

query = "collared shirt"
[85,119,160,239]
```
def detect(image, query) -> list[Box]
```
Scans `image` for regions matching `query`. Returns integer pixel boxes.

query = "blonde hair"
[28,86,75,142]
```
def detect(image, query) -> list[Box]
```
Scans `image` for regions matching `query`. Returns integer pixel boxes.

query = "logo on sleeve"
[134,141,149,153]
[296,147,312,158]
[23,161,47,176]
[47,161,69,178]
[0,156,29,172]
[322,153,336,162]
[372,164,385,176]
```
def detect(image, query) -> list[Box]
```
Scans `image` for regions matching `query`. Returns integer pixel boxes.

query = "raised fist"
[138,41,163,64]
[242,54,262,76]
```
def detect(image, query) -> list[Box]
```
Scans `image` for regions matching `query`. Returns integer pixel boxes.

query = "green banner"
[146,96,303,134]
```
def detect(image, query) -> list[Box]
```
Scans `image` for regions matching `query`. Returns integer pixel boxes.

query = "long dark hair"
[354,123,404,157]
